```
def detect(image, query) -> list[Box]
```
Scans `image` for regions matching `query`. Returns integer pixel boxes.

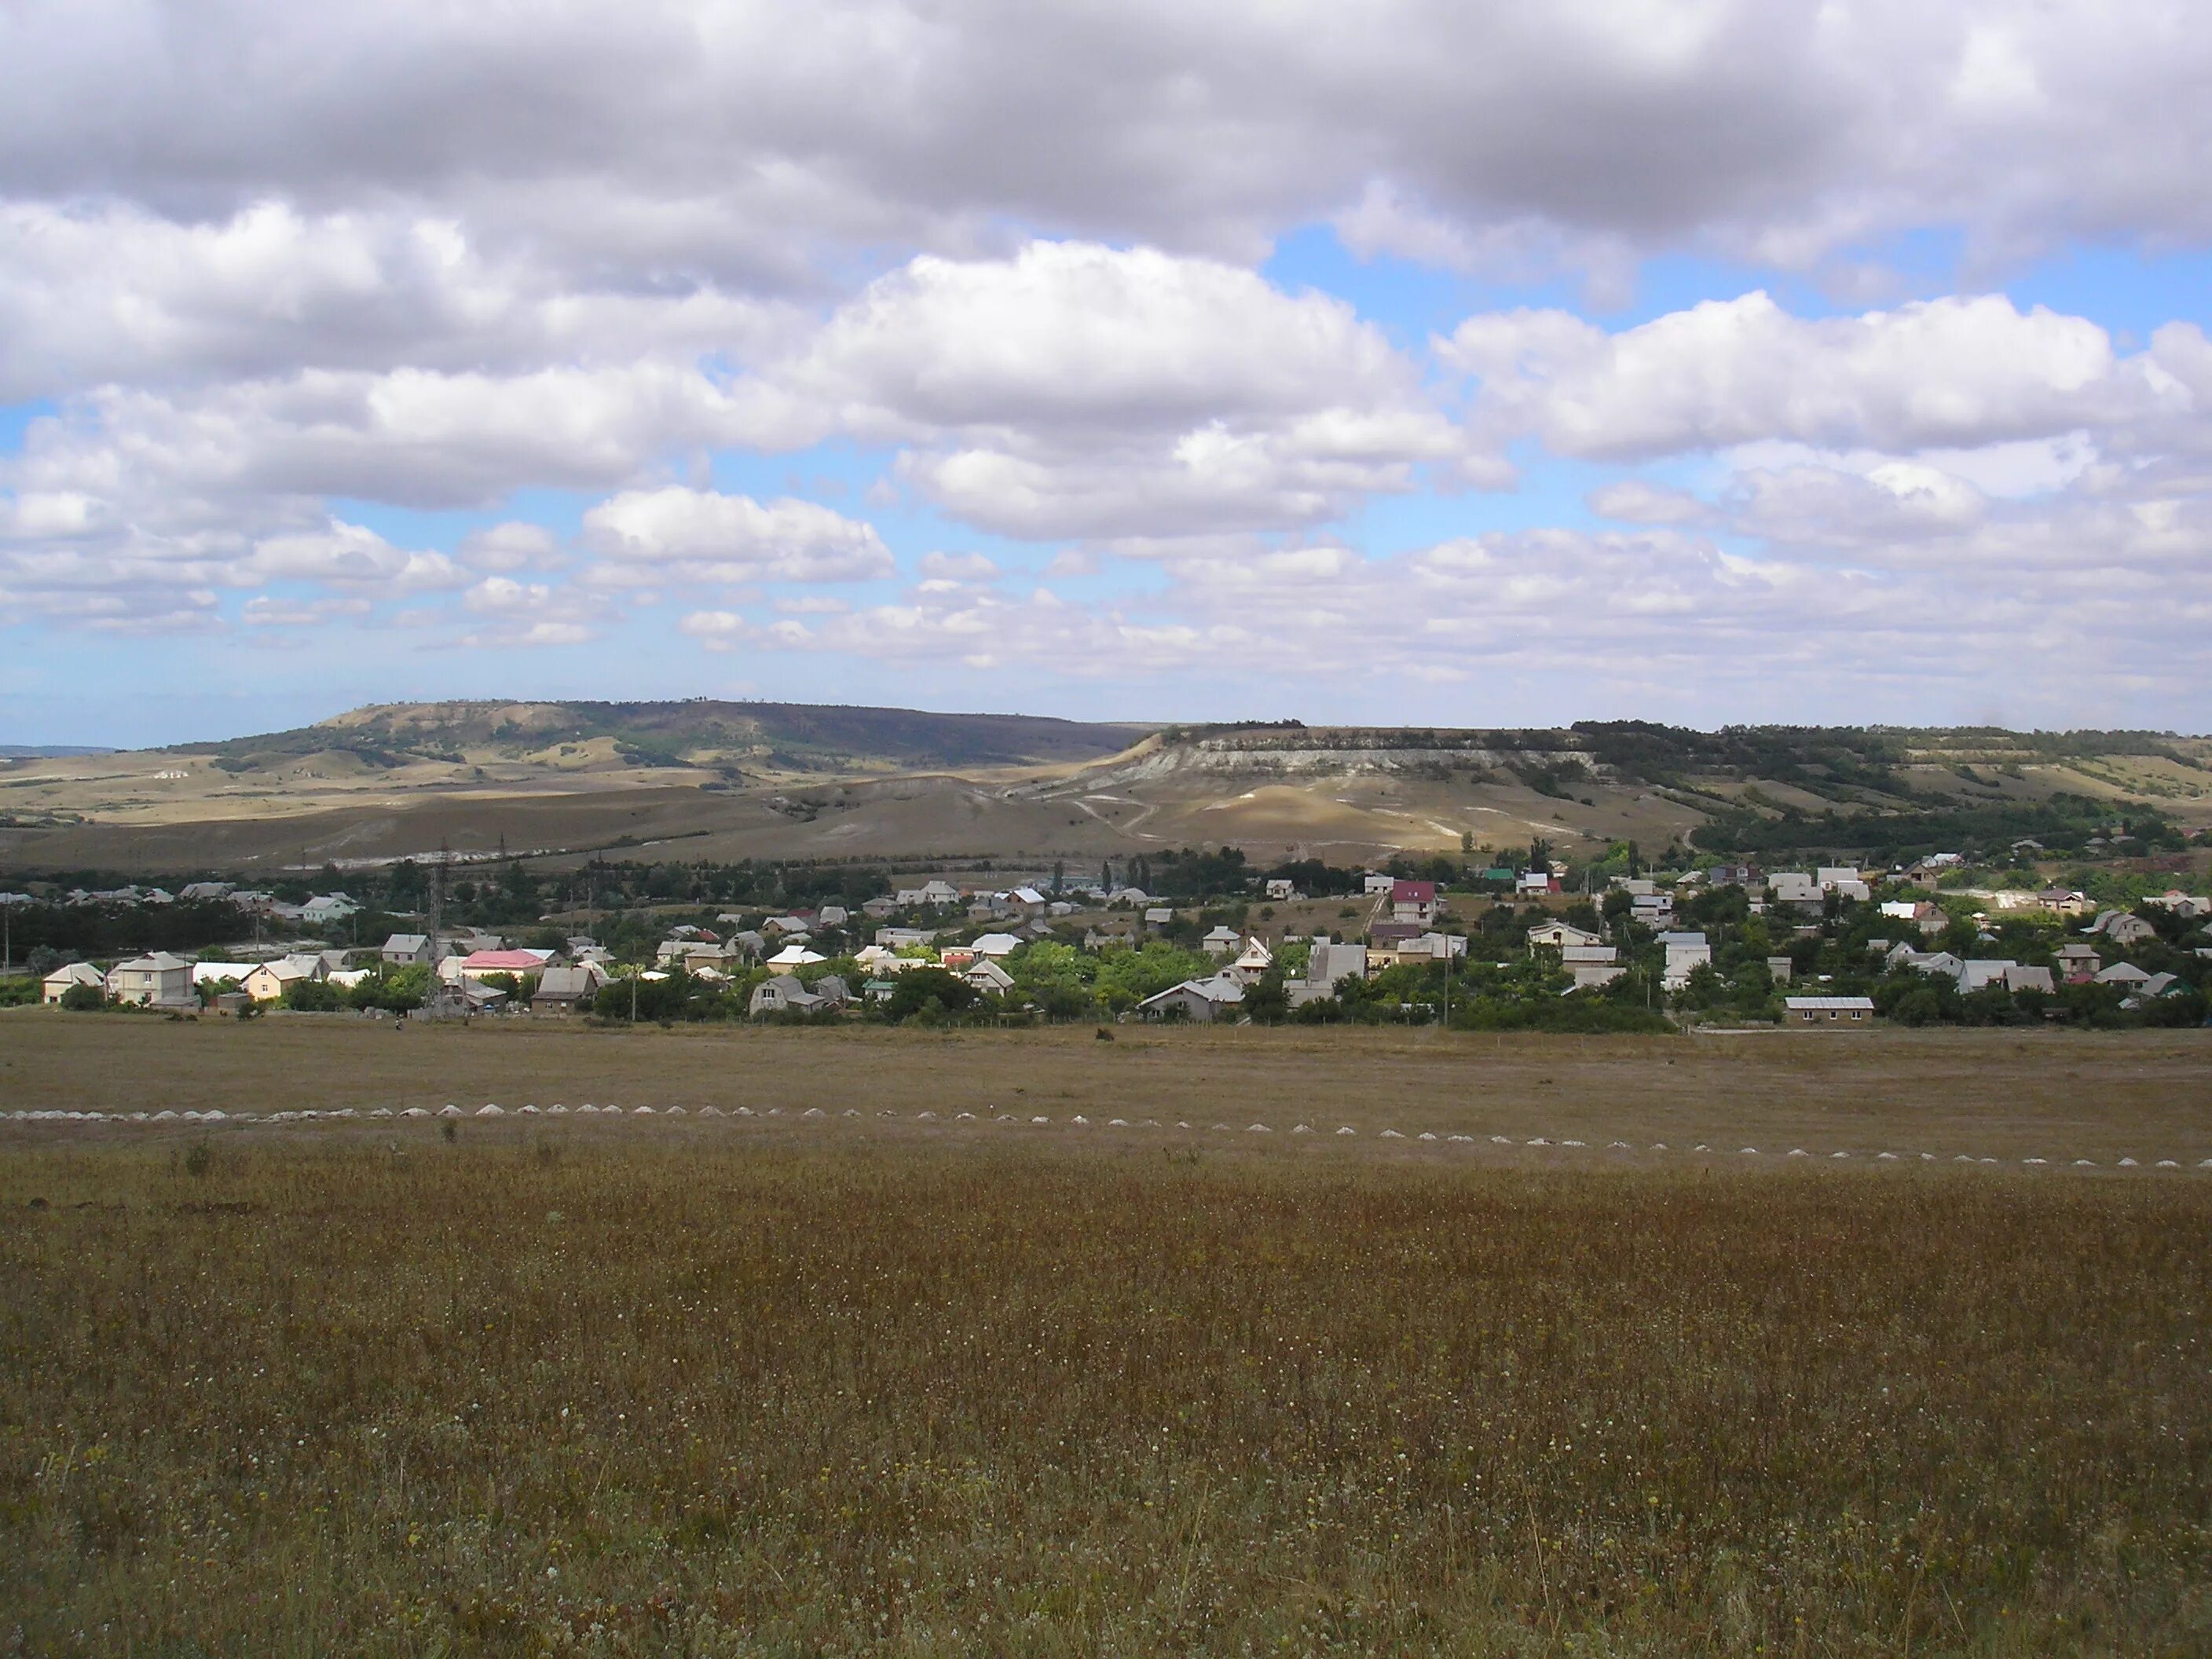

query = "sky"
[2,1,2210,747]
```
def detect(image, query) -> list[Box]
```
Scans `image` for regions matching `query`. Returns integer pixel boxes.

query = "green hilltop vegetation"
[175,699,1155,776]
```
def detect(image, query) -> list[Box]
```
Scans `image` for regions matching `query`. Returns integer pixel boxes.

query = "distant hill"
[2,709,2201,877]
[0,745,117,758]
[179,700,1154,775]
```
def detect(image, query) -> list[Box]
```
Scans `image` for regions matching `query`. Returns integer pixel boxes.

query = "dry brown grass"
[5,1013,2210,1163]
[2,1126,2208,1657]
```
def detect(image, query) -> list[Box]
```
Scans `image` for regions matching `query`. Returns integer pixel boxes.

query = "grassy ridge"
[3,1136,2207,1655]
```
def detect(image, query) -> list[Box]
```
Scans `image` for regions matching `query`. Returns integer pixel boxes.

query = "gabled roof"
[460,949,545,972]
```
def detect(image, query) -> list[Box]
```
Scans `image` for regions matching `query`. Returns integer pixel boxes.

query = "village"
[9,844,2209,1031]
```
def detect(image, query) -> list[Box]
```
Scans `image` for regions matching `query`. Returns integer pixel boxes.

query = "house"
[532,963,609,1013]
[380,933,434,966]
[1514,872,1557,898]
[1612,877,1657,897]
[178,881,233,902]
[456,949,548,980]
[101,952,195,1008]
[1960,959,2016,994]
[895,881,961,908]
[1706,865,1762,888]
[760,916,809,936]
[1771,872,1822,907]
[2003,965,2055,994]
[875,927,934,950]
[1137,974,1247,1023]
[1143,906,1174,925]
[813,975,851,1008]
[1009,888,1048,910]
[190,961,251,990]
[1373,932,1466,969]
[963,958,1016,995]
[240,958,315,1002]
[1107,886,1152,906]
[1263,878,1303,901]
[749,978,825,1016]
[1527,921,1602,950]
[2138,971,2184,998]
[1363,873,1396,895]
[860,896,900,919]
[767,944,828,972]
[969,932,1025,960]
[1890,948,1964,983]
[1766,956,1794,984]
[851,943,903,975]
[1202,925,1243,956]
[299,893,361,925]
[1288,942,1367,1008]
[1231,936,1276,976]
[2056,942,2101,983]
[2148,890,2212,918]
[1392,880,1440,923]
[2095,961,2152,987]
[1561,944,1623,991]
[1630,893,1675,928]
[41,961,107,1004]
[1784,996,1876,1024]
[1658,931,1711,989]
[817,905,851,928]
[2094,912,2158,945]
[660,939,736,972]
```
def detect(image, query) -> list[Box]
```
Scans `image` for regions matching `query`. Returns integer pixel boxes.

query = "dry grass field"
[3,1020,2210,1654]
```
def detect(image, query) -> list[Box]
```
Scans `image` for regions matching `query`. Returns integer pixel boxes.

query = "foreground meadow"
[2,1129,2207,1657]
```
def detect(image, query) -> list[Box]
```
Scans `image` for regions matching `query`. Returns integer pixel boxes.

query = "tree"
[59,983,107,1012]
[1242,968,1289,1024]
[885,968,977,1020]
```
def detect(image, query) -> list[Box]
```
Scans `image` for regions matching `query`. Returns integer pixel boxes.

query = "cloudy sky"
[4,1,2210,745]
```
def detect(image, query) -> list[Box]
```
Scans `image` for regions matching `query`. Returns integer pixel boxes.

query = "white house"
[767,944,828,972]
[190,961,251,990]
[963,958,1016,994]
[1231,936,1276,975]
[1202,925,1243,956]
[299,893,361,927]
[41,961,107,1004]
[105,952,195,1008]
[1138,973,1246,1023]
[1362,874,1396,895]
[1659,931,1711,989]
[969,932,1025,960]
[1527,921,1602,950]
[895,880,961,908]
